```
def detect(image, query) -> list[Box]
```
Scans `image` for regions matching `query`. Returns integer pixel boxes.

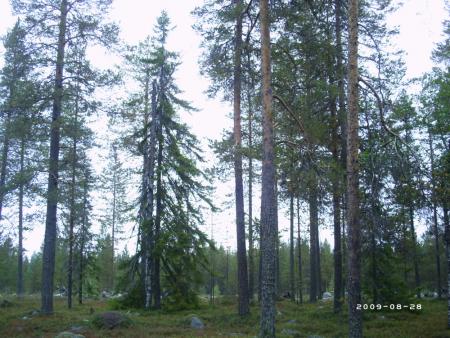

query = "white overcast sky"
[0,0,447,256]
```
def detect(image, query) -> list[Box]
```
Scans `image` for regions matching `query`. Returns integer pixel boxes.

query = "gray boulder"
[54,332,85,338]
[190,316,204,329]
[92,311,132,329]
[281,328,301,337]
[322,292,333,300]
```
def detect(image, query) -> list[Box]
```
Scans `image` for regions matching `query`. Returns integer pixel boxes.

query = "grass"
[0,295,448,337]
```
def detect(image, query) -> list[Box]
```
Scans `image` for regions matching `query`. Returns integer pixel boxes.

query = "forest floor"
[0,295,448,337]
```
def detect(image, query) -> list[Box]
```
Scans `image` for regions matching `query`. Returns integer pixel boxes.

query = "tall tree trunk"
[111,146,117,291]
[143,79,157,309]
[429,132,441,298]
[78,172,88,305]
[347,0,362,335]
[309,184,319,302]
[233,0,249,316]
[409,206,421,298]
[297,198,303,304]
[0,111,11,221]
[67,96,79,309]
[443,203,450,328]
[41,0,68,315]
[153,123,163,310]
[329,67,342,311]
[259,0,277,335]
[247,70,255,302]
[17,136,25,299]
[289,194,295,301]
[335,0,347,303]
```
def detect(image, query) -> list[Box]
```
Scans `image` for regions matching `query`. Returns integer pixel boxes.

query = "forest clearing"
[0,296,447,337]
[0,0,449,337]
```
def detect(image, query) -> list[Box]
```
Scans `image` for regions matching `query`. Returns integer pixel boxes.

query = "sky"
[0,0,447,256]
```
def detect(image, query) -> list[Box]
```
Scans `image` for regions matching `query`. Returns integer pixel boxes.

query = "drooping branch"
[358,76,401,140]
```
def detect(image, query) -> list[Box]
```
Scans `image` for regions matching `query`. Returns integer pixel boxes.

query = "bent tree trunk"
[41,0,68,315]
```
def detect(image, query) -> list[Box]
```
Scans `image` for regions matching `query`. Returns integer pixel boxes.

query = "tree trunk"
[78,172,88,305]
[111,146,117,291]
[41,0,68,315]
[409,206,421,298]
[259,0,277,335]
[289,194,295,301]
[297,198,303,304]
[153,121,163,310]
[67,94,79,309]
[0,111,11,221]
[247,66,255,302]
[309,184,319,303]
[443,204,450,328]
[429,132,441,298]
[17,136,25,299]
[143,79,157,309]
[233,0,250,316]
[330,96,342,312]
[347,0,362,335]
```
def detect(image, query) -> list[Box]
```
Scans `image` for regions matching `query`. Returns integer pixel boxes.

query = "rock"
[0,299,13,308]
[322,292,333,299]
[287,319,297,324]
[69,325,85,333]
[281,328,301,337]
[54,332,85,338]
[21,316,29,320]
[190,316,204,329]
[92,311,132,329]
[30,309,40,316]
[277,310,283,316]
[101,290,112,299]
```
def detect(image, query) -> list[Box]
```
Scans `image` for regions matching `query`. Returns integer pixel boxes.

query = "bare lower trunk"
[347,0,362,335]
[259,0,277,335]
[309,184,319,303]
[429,133,441,298]
[17,136,25,299]
[143,80,158,310]
[409,207,421,298]
[153,129,163,309]
[41,0,68,315]
[0,111,11,221]
[233,0,249,316]
[289,194,295,301]
[297,198,303,304]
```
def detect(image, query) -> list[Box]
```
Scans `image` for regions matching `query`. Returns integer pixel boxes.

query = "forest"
[0,0,449,337]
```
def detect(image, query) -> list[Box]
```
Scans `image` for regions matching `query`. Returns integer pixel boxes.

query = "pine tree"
[11,0,118,314]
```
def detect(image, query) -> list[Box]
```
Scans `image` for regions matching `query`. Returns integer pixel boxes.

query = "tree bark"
[41,0,68,315]
[309,184,319,302]
[289,194,295,301]
[330,94,342,312]
[17,135,25,299]
[0,111,11,221]
[233,0,250,316]
[67,89,79,309]
[247,63,255,302]
[409,206,421,298]
[153,119,163,310]
[259,0,277,335]
[429,132,441,298]
[347,0,362,335]
[143,79,157,309]
[297,198,303,304]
